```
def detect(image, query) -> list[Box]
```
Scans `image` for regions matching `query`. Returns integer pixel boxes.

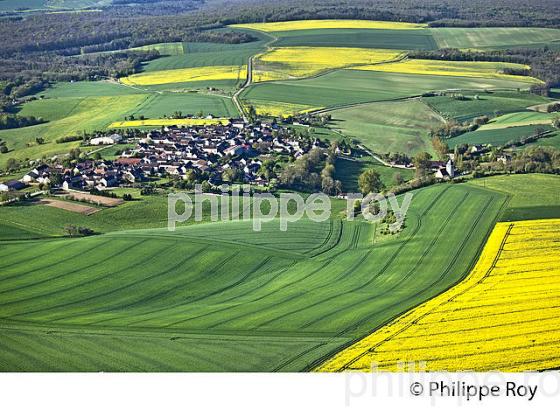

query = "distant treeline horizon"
[1,0,560,112]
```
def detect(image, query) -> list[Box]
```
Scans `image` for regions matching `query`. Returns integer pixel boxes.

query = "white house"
[22,170,39,183]
[90,133,123,146]
[435,160,455,180]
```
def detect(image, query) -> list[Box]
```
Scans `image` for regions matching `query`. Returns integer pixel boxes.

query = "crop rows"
[317,218,560,372]
[0,184,508,371]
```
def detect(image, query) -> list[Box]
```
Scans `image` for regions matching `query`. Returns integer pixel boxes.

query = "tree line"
[409,48,560,96]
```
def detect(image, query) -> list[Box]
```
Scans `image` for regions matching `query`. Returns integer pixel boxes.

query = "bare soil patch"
[62,192,124,207]
[40,199,100,215]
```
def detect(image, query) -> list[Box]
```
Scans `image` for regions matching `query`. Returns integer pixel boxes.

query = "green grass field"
[334,157,414,192]
[523,130,560,150]
[0,81,239,168]
[140,40,266,73]
[327,99,443,156]
[0,183,509,371]
[271,28,437,50]
[241,69,535,112]
[423,92,551,122]
[122,93,238,118]
[469,174,560,221]
[479,111,558,130]
[449,124,555,147]
[0,192,242,239]
[0,0,109,12]
[430,27,560,49]
[129,42,185,56]
[0,93,146,168]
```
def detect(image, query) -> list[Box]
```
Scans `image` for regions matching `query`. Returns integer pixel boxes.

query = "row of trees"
[0,114,44,130]
[320,144,343,196]
[475,146,560,175]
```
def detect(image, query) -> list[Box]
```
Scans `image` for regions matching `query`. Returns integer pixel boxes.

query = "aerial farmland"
[1,0,560,382]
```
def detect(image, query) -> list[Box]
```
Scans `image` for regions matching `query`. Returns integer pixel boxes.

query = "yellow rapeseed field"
[230,20,427,32]
[316,219,560,372]
[121,65,247,86]
[253,47,403,81]
[351,59,542,84]
[109,118,230,127]
[247,100,322,117]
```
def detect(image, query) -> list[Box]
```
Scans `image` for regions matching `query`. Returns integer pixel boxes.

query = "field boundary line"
[314,218,512,371]
[233,30,278,120]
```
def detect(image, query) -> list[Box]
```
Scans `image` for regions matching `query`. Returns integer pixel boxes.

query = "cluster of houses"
[117,121,321,185]
[10,161,143,192]
[2,121,322,193]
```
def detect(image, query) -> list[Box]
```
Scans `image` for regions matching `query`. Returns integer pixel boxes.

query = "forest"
[1,0,560,113]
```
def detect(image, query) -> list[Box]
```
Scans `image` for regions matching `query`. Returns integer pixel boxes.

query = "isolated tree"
[247,105,257,122]
[413,152,433,178]
[184,169,197,184]
[321,163,335,179]
[223,167,242,182]
[321,176,335,195]
[64,224,79,237]
[68,148,81,160]
[5,157,19,171]
[393,172,404,186]
[334,180,343,195]
[431,136,449,160]
[358,168,384,195]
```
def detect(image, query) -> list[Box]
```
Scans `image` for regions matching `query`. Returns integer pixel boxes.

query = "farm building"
[0,180,27,191]
[22,164,51,184]
[90,133,123,145]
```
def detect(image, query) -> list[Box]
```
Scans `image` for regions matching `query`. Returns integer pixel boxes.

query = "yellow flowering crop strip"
[351,59,543,84]
[316,219,560,372]
[230,20,427,32]
[248,100,322,117]
[121,65,247,86]
[109,118,230,128]
[253,47,403,82]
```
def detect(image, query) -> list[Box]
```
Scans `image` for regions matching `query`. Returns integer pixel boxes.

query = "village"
[2,116,516,198]
[2,112,529,200]
[1,119,328,194]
